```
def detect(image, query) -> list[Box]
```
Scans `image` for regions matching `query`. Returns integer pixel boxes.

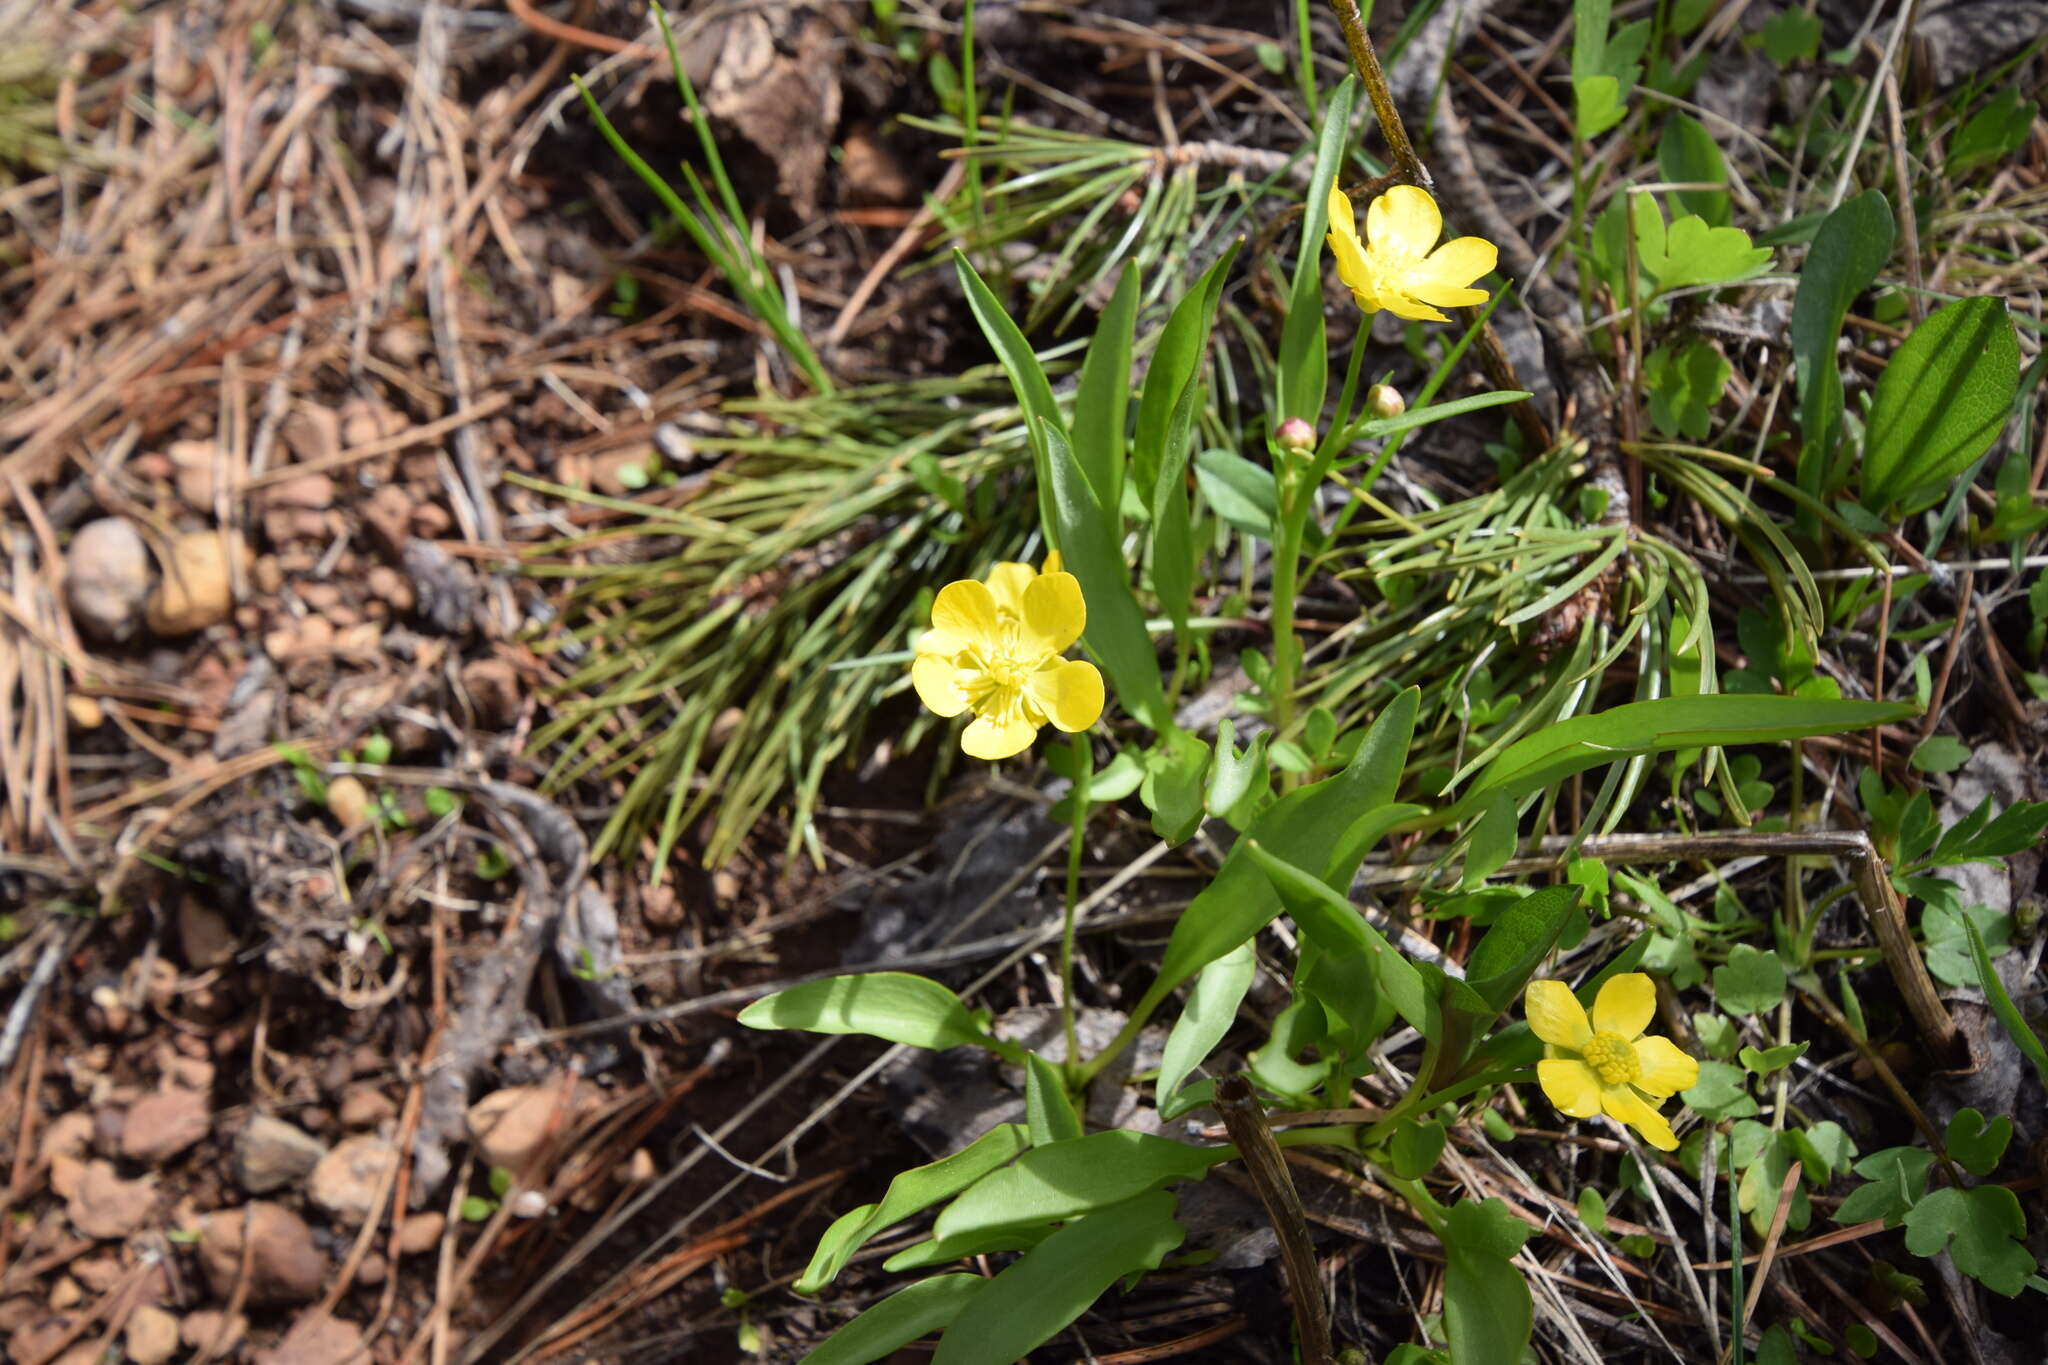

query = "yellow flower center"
[1582,1031,1640,1086]
[962,624,1039,722]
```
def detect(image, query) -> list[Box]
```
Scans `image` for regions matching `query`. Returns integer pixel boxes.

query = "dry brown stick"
[1090,1316,1251,1363]
[1216,1078,1333,1365]
[823,159,969,352]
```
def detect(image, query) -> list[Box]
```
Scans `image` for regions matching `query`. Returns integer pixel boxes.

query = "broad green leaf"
[1072,265,1139,516]
[795,1125,1029,1294]
[1192,447,1278,538]
[1657,112,1728,226]
[1278,77,1356,425]
[1862,296,2021,511]
[1133,245,1239,501]
[1155,942,1257,1111]
[1204,719,1271,830]
[884,1226,1051,1272]
[1949,88,2038,178]
[739,972,1008,1054]
[1463,885,1580,1015]
[1903,1185,2034,1296]
[1756,7,1819,63]
[1636,199,1772,293]
[1574,74,1625,139]
[930,1191,1185,1365]
[1042,423,1172,732]
[1923,903,2009,989]
[1643,338,1730,440]
[1713,943,1787,1016]
[1945,1108,2013,1177]
[1836,1145,1934,1225]
[1461,791,1518,888]
[1791,191,1892,507]
[953,252,1063,537]
[1025,1054,1082,1146]
[1246,839,1433,1036]
[1739,1041,1808,1075]
[1682,1060,1758,1120]
[1390,1119,1447,1179]
[1459,694,1917,811]
[1443,1198,1535,1365]
[1910,734,1972,773]
[1139,728,1210,844]
[798,1275,987,1365]
[931,1132,1222,1242]
[1786,1121,1856,1183]
[1132,688,1419,1018]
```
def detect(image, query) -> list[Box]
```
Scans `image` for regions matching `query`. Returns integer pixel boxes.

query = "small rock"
[235,1116,327,1194]
[461,658,521,728]
[38,1112,94,1167]
[66,517,153,643]
[465,1082,590,1173]
[0,1297,38,1331]
[324,776,371,829]
[145,530,237,636]
[254,1310,363,1365]
[339,397,405,449]
[359,486,414,561]
[365,564,415,611]
[199,1203,326,1304]
[125,1305,180,1365]
[64,694,104,728]
[47,1155,85,1201]
[357,1253,386,1285]
[181,1310,247,1353]
[266,472,335,511]
[47,1276,81,1310]
[68,1160,156,1239]
[509,1189,549,1219]
[307,1135,399,1225]
[121,1088,210,1165]
[280,405,342,468]
[396,1211,444,1256]
[166,1053,215,1091]
[167,438,222,511]
[337,1087,396,1129]
[71,1256,122,1293]
[177,896,236,969]
[9,1313,84,1365]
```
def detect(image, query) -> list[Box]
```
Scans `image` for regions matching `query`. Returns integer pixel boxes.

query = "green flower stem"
[1270,464,1306,776]
[1059,730,1093,1079]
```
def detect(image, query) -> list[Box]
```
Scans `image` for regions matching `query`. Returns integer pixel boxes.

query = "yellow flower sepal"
[1525,974,1698,1151]
[1326,184,1499,323]
[911,553,1104,760]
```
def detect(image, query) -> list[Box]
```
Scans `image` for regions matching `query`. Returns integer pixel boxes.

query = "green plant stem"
[1270,470,1305,778]
[1059,731,1092,1076]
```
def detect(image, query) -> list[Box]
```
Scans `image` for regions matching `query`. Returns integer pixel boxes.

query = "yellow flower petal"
[985,562,1036,619]
[1591,973,1657,1039]
[931,579,1000,649]
[1601,1086,1679,1151]
[1028,659,1103,733]
[1537,1058,1602,1119]
[1631,1035,1700,1099]
[1380,292,1451,323]
[1408,236,1498,293]
[1525,980,1592,1050]
[1328,184,1359,242]
[1021,569,1086,653]
[1366,184,1442,259]
[911,653,970,718]
[961,712,1038,760]
[1041,550,1064,576]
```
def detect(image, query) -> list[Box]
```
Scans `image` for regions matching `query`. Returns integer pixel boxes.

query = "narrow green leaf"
[1462,886,1581,1015]
[1135,689,1418,1015]
[798,1275,987,1365]
[1042,423,1172,732]
[1658,112,1729,226]
[796,1126,1030,1294]
[1025,1054,1083,1145]
[1150,358,1205,636]
[1245,839,1434,1035]
[1073,266,1139,517]
[931,1133,1222,1242]
[1861,296,2021,511]
[1278,77,1356,424]
[954,251,1065,538]
[930,1191,1185,1365]
[1133,244,1240,502]
[1791,191,1892,499]
[738,972,1007,1054]
[1156,942,1257,1110]
[1963,912,2048,1088]
[1462,791,1518,888]
[1459,694,1917,810]
[1193,448,1278,538]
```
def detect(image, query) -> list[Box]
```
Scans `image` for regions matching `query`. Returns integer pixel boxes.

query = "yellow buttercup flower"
[1326,184,1498,323]
[1526,974,1699,1151]
[912,553,1105,761]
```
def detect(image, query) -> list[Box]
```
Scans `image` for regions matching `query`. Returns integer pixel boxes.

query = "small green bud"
[1367,383,1405,419]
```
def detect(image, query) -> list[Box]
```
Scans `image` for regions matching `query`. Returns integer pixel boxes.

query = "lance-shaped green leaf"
[930,1191,1186,1365]
[1193,448,1278,539]
[1277,77,1356,426]
[796,1125,1030,1294]
[931,1132,1223,1242]
[1462,885,1580,1016]
[1861,296,2020,512]
[1156,942,1257,1114]
[1072,265,1139,517]
[1964,913,2048,1088]
[1133,244,1239,500]
[1245,839,1434,1036]
[739,972,1014,1056]
[1442,1198,1535,1365]
[954,252,1063,539]
[798,1275,988,1365]
[1043,422,1173,732]
[1790,191,1892,506]
[1025,1055,1082,1146]
[1455,694,1916,814]
[1129,688,1419,1023]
